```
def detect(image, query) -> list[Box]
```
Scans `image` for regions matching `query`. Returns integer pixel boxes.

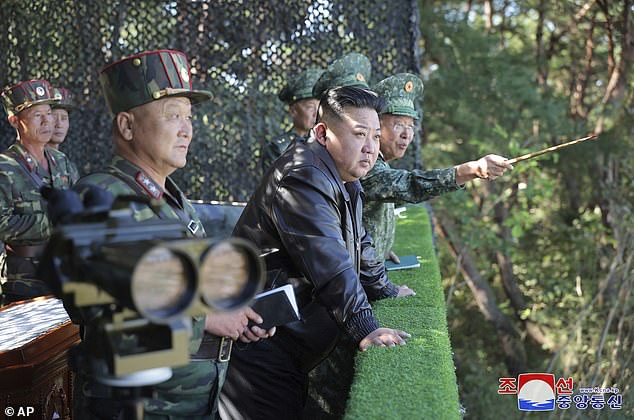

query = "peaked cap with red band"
[99,49,212,114]
[1,79,60,117]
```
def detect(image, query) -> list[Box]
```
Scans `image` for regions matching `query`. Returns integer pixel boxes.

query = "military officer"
[260,68,323,172]
[361,73,513,261]
[48,87,80,176]
[0,79,79,304]
[74,49,273,419]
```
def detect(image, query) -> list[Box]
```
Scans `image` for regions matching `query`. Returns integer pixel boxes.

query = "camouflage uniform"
[261,68,323,172]
[362,156,460,258]
[0,79,78,303]
[361,73,461,259]
[76,156,206,232]
[72,50,226,420]
[74,156,223,420]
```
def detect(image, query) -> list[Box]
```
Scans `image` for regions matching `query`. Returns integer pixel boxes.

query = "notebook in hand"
[249,284,300,330]
[384,255,421,271]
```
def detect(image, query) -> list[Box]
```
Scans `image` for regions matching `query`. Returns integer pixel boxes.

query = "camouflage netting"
[0,0,423,202]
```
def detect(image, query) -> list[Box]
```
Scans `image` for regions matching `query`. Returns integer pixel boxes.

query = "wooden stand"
[0,297,80,420]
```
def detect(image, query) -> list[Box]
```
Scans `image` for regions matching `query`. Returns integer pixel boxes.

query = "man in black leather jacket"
[221,86,413,419]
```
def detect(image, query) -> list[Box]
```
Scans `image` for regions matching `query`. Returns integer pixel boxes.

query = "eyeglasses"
[392,122,415,134]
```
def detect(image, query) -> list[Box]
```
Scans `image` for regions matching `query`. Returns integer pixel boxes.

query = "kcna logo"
[517,373,556,411]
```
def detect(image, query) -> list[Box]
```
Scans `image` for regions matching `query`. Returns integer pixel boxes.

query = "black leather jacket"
[234,137,398,371]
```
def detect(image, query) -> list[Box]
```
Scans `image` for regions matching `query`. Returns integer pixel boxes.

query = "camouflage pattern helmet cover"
[312,52,372,99]
[373,73,424,119]
[278,68,324,105]
[99,49,212,114]
[1,79,60,117]
[51,87,76,110]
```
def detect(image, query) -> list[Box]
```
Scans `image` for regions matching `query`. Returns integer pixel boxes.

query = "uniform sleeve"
[68,160,80,184]
[358,224,399,300]
[0,168,51,244]
[271,167,379,343]
[362,164,462,204]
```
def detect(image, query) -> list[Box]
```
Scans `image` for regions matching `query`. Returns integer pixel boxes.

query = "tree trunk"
[484,0,493,32]
[491,186,556,349]
[535,0,547,86]
[436,213,528,376]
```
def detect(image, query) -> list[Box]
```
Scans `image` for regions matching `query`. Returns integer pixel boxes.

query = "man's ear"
[313,122,328,146]
[7,115,18,129]
[288,104,297,118]
[115,112,134,141]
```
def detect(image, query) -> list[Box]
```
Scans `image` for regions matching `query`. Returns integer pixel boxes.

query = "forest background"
[420,1,632,418]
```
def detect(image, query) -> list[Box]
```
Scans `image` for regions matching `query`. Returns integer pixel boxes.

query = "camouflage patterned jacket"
[360,155,461,259]
[260,129,303,174]
[74,155,221,419]
[0,142,79,298]
[76,155,205,235]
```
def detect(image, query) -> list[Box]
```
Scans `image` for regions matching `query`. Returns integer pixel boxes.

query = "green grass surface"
[345,205,461,420]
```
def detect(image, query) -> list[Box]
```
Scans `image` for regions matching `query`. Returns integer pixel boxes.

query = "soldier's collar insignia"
[187,220,199,236]
[24,154,36,171]
[135,171,163,199]
[356,72,365,82]
[404,81,414,92]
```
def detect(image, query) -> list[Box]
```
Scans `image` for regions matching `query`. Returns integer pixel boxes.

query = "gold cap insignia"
[132,58,142,67]
[152,91,161,99]
[404,81,414,92]
[356,72,365,82]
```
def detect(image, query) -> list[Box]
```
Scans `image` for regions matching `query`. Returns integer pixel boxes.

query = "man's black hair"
[316,85,386,124]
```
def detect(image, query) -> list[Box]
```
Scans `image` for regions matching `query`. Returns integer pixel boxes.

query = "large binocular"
[40,212,264,322]
[38,189,265,378]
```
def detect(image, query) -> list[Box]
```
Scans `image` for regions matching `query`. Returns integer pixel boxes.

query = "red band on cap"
[99,49,189,74]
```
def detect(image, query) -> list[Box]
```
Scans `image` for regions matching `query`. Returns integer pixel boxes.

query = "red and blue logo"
[518,373,556,411]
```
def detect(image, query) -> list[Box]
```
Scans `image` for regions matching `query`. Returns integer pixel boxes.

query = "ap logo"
[517,373,555,411]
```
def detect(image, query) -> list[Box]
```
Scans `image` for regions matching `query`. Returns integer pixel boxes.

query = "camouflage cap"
[373,73,424,119]
[1,79,60,117]
[99,49,212,114]
[278,68,324,105]
[312,52,371,99]
[51,87,76,110]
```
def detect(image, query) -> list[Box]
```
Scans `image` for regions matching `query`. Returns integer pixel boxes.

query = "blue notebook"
[384,255,421,271]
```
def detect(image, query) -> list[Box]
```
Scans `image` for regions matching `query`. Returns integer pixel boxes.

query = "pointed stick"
[506,134,598,165]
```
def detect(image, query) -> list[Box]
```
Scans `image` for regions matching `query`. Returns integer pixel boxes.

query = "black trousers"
[220,338,308,420]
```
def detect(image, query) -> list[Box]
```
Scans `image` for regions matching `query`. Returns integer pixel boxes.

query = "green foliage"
[345,206,461,420]
[420,1,633,418]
